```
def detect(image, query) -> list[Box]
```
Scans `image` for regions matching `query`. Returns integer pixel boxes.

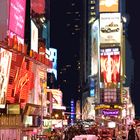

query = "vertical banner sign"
[100,47,120,86]
[0,48,12,108]
[9,0,26,38]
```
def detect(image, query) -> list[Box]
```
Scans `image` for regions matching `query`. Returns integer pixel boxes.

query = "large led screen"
[9,0,26,38]
[99,0,119,12]
[31,20,38,52]
[0,1,9,40]
[0,48,12,108]
[51,89,62,109]
[91,20,100,76]
[31,0,45,14]
[47,48,57,80]
[100,48,120,86]
[100,13,121,44]
[30,64,47,106]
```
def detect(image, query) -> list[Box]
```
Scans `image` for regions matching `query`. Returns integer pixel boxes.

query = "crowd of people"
[46,123,140,140]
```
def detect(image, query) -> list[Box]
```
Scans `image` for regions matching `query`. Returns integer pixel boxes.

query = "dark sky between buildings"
[126,0,140,117]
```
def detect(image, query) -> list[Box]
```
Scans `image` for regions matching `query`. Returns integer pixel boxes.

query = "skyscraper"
[51,0,82,108]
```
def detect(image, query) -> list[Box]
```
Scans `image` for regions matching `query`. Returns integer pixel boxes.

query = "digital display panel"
[102,109,119,116]
[100,13,121,44]
[9,0,26,38]
[91,20,100,76]
[99,0,119,12]
[51,89,62,109]
[100,88,121,103]
[31,0,45,14]
[47,48,57,80]
[0,48,12,108]
[103,88,117,103]
[100,47,120,86]
[6,54,34,108]
[31,20,38,52]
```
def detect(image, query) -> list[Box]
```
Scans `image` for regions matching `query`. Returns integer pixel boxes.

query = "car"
[101,22,119,33]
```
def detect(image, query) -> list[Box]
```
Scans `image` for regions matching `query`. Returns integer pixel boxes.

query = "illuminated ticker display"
[100,47,120,86]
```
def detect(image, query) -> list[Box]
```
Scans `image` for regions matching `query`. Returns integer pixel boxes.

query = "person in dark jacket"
[128,125,139,140]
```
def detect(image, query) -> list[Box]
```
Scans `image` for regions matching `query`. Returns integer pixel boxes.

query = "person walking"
[128,125,139,140]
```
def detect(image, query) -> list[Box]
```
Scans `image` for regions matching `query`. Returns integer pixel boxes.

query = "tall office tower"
[80,0,97,92]
[51,0,82,108]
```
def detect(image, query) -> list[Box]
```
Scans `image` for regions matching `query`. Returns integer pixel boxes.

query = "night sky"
[126,0,140,117]
[51,0,140,117]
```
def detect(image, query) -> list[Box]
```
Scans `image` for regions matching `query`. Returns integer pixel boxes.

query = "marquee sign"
[102,109,119,116]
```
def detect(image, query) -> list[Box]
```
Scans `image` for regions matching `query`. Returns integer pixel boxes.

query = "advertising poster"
[31,0,45,14]
[31,20,38,53]
[100,47,120,86]
[99,0,119,12]
[91,20,100,76]
[9,0,26,38]
[47,48,57,80]
[103,88,117,103]
[100,13,121,44]
[51,89,62,109]
[0,48,12,108]
[6,55,34,108]
[31,64,47,106]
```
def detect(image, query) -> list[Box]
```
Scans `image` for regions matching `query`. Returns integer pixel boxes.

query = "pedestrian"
[128,125,139,140]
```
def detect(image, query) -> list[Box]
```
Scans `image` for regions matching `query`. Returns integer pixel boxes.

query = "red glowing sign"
[9,0,26,38]
[6,54,34,108]
[31,0,45,14]
[100,48,120,85]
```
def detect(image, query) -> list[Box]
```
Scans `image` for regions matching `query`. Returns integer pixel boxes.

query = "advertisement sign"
[103,88,117,103]
[30,64,47,105]
[99,0,119,12]
[9,0,26,38]
[76,100,81,120]
[51,89,62,109]
[31,20,38,52]
[0,48,12,108]
[0,1,9,40]
[100,13,121,44]
[31,0,45,14]
[91,20,100,76]
[100,47,120,85]
[102,109,119,116]
[6,55,34,108]
[47,48,57,80]
[7,104,20,114]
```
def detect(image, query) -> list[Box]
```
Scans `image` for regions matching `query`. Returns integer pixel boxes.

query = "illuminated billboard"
[51,89,62,109]
[30,64,47,106]
[99,0,119,12]
[47,48,57,80]
[0,1,9,40]
[100,88,121,103]
[91,20,100,76]
[102,109,119,116]
[9,0,26,38]
[100,13,121,44]
[31,20,38,52]
[6,54,34,108]
[100,47,120,86]
[31,0,45,14]
[0,48,12,108]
